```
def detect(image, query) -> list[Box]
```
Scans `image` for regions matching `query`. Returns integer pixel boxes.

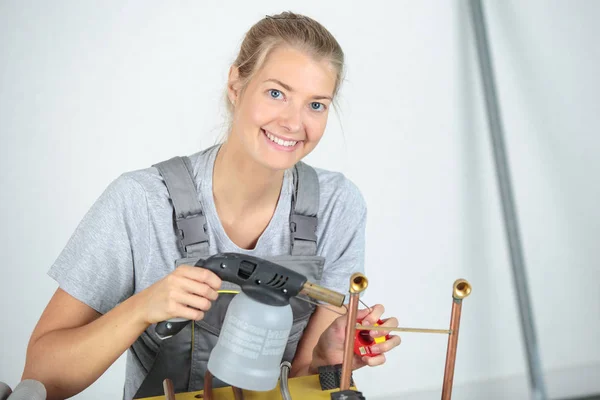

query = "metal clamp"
[290,213,317,242]
[176,214,209,247]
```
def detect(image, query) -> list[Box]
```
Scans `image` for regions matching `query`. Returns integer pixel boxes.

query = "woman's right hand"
[137,265,222,325]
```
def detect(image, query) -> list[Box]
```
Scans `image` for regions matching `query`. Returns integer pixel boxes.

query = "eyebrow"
[264,79,333,101]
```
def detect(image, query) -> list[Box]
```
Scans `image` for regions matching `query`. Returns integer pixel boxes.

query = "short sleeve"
[317,176,367,298]
[48,174,150,314]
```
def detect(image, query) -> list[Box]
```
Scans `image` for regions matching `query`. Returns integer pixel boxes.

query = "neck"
[213,140,285,217]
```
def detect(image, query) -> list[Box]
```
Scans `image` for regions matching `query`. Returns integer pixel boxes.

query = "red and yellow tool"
[354,319,391,357]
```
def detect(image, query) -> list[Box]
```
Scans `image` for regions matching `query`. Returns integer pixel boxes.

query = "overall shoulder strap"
[153,156,210,258]
[290,161,320,256]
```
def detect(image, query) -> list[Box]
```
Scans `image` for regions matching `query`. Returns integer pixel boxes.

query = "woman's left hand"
[310,304,401,372]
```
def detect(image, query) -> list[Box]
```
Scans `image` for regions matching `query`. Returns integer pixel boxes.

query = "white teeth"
[264,130,297,147]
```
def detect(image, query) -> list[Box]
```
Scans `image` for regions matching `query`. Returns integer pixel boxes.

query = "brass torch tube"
[340,273,368,391]
[300,281,345,307]
[441,279,471,400]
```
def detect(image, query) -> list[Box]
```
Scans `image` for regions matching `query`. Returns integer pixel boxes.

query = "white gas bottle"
[207,291,293,391]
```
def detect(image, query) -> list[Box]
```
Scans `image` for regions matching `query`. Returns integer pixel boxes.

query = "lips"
[261,129,302,149]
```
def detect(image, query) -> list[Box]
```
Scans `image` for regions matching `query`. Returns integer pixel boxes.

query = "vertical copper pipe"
[340,273,368,391]
[441,299,462,400]
[340,292,360,390]
[232,386,245,400]
[162,379,176,400]
[441,279,471,400]
[203,370,213,400]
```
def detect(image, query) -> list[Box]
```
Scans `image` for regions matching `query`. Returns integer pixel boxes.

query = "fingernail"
[371,346,380,353]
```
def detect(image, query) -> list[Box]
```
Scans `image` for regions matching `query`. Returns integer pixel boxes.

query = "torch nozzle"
[300,281,345,307]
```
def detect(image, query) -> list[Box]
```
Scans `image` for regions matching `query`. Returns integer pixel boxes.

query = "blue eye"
[269,89,282,99]
[310,102,325,111]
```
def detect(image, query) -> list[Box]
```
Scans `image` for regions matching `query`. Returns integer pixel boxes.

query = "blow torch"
[154,253,346,391]
[156,253,345,338]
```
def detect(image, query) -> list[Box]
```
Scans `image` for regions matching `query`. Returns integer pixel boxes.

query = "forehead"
[255,46,337,97]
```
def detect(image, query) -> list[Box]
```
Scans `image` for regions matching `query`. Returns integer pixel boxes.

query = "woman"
[22,11,401,400]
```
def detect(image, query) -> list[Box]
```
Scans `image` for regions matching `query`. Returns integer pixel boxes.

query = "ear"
[227,66,241,106]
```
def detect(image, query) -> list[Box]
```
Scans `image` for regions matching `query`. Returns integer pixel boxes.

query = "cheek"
[305,117,328,142]
[246,95,276,126]
[235,95,261,127]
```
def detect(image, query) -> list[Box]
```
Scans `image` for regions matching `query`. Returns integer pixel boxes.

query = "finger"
[379,317,399,327]
[179,265,223,290]
[370,316,398,338]
[178,266,222,291]
[361,304,385,326]
[176,291,213,312]
[179,279,219,301]
[355,307,373,320]
[352,355,369,370]
[355,304,382,325]
[362,354,386,367]
[174,303,205,321]
[370,335,401,353]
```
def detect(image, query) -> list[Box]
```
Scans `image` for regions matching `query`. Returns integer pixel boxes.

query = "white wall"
[1,1,598,399]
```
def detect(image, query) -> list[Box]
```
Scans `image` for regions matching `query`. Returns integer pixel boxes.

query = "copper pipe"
[340,273,368,391]
[162,379,175,400]
[232,386,244,400]
[203,370,213,400]
[441,279,472,400]
[340,292,360,390]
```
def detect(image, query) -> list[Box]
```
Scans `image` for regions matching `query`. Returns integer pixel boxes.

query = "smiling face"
[227,46,337,171]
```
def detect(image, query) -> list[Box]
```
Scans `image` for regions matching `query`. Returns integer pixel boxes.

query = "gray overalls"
[133,156,325,399]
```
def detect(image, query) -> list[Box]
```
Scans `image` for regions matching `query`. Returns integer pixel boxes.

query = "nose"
[278,103,302,133]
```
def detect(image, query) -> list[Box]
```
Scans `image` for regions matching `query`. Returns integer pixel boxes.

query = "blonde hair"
[225,11,345,118]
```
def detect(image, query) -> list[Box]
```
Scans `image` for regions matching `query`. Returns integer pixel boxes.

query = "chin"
[256,144,306,172]
[258,154,300,172]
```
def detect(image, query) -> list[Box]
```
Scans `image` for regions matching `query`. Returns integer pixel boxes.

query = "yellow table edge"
[140,374,358,399]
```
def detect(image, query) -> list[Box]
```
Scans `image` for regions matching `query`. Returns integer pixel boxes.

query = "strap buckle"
[176,214,209,247]
[290,214,317,242]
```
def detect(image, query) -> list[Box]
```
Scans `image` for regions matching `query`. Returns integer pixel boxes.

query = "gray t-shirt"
[48,144,367,399]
